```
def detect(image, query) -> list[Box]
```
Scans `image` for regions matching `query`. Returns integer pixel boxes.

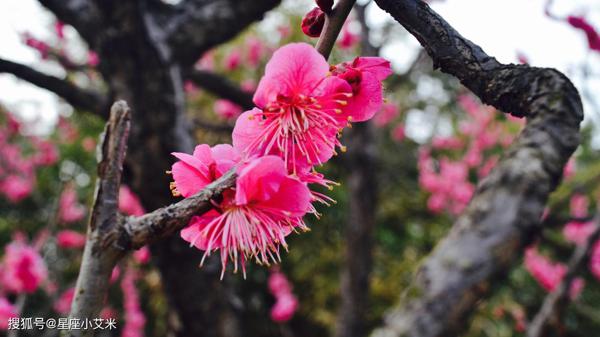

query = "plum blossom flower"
[133,246,151,264]
[0,176,33,203]
[214,99,243,120]
[58,185,86,224]
[1,238,47,294]
[54,287,75,314]
[172,144,311,277]
[0,298,17,330]
[224,49,241,71]
[268,270,298,322]
[524,247,584,298]
[56,230,86,249]
[271,292,298,322]
[121,268,145,337]
[337,22,359,49]
[331,56,392,122]
[373,102,399,127]
[233,43,353,173]
[119,186,145,217]
[87,51,99,67]
[591,241,600,281]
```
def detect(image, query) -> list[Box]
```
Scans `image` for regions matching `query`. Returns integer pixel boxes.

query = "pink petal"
[235,156,286,205]
[253,43,329,108]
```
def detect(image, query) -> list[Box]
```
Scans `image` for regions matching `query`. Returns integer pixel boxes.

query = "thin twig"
[315,0,357,58]
[526,213,600,337]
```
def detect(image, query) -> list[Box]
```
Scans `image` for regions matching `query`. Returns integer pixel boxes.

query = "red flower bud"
[301,7,325,38]
[316,0,333,13]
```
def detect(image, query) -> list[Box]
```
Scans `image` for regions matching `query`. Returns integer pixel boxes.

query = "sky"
[0,0,599,135]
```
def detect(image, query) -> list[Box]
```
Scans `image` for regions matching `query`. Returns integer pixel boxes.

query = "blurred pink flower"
[58,186,86,224]
[1,176,34,203]
[119,186,145,216]
[133,246,151,265]
[337,22,359,49]
[87,51,99,67]
[373,103,399,127]
[121,269,145,337]
[56,230,86,249]
[224,49,241,70]
[270,292,298,322]
[391,124,405,142]
[1,239,47,294]
[0,298,17,330]
[214,99,242,120]
[53,287,75,314]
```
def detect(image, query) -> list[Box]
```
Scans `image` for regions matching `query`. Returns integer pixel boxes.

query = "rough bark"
[0,58,107,117]
[66,101,130,337]
[335,4,379,337]
[370,1,584,337]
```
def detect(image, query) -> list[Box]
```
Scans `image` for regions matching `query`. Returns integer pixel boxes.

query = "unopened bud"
[301,7,325,38]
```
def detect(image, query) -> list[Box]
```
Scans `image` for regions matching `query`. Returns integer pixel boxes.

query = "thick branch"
[116,169,236,250]
[335,4,378,337]
[0,58,107,117]
[67,101,130,337]
[316,0,357,58]
[37,0,102,47]
[371,1,583,337]
[166,0,280,66]
[527,215,600,337]
[186,69,254,109]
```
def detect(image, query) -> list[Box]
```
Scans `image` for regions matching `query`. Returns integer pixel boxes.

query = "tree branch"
[334,3,378,337]
[67,101,130,337]
[37,0,102,47]
[116,169,236,250]
[370,1,583,336]
[0,58,107,117]
[166,0,281,66]
[316,0,357,58]
[527,214,600,337]
[185,69,254,110]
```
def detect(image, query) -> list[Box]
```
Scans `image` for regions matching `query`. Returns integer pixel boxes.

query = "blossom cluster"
[417,94,524,215]
[171,43,391,277]
[268,270,298,322]
[0,110,59,203]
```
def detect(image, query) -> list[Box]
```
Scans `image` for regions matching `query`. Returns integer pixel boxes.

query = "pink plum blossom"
[246,37,264,67]
[121,268,145,337]
[524,247,584,298]
[214,99,242,120]
[338,22,359,49]
[1,239,47,294]
[133,246,151,264]
[331,56,392,123]
[270,292,298,322]
[0,298,17,330]
[391,124,405,142]
[268,270,298,322]
[224,49,241,71]
[172,144,311,277]
[87,51,99,67]
[233,43,353,173]
[58,185,86,224]
[54,287,75,314]
[1,176,33,203]
[56,230,86,249]
[591,241,600,281]
[119,186,145,216]
[373,102,399,127]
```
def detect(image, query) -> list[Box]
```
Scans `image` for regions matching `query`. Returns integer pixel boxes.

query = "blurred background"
[0,0,599,336]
